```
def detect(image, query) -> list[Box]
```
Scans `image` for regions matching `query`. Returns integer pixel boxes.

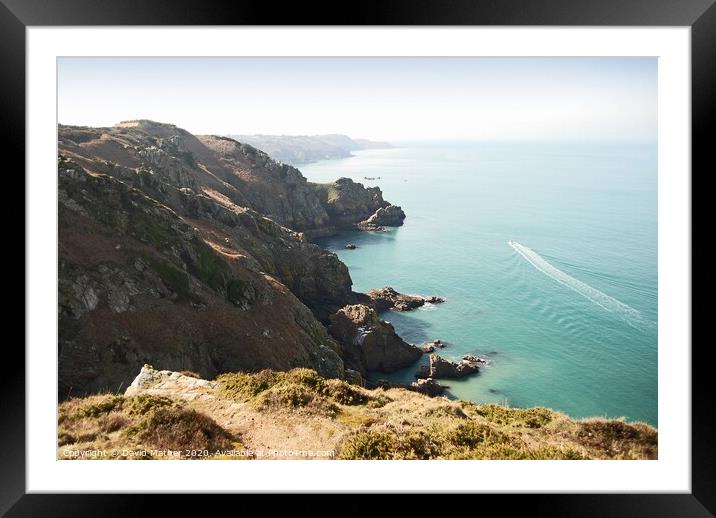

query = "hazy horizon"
[58,57,657,141]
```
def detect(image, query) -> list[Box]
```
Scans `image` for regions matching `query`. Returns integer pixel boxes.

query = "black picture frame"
[4,0,710,514]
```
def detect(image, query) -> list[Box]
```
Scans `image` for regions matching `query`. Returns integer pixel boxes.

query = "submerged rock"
[429,339,447,349]
[345,243,357,250]
[327,304,422,374]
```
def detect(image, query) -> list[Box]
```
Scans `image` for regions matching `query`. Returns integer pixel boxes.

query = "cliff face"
[193,134,333,234]
[59,121,393,239]
[57,120,411,397]
[58,162,345,396]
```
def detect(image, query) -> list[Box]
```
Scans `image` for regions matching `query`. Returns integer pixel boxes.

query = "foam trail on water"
[508,240,654,331]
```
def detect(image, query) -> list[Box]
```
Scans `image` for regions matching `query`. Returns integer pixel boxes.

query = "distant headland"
[225,133,393,165]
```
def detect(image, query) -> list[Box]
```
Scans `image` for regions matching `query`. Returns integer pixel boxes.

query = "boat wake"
[508,240,654,331]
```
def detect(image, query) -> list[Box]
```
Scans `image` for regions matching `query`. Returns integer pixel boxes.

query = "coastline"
[56,123,658,463]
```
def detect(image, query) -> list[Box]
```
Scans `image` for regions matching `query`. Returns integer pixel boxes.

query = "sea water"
[301,141,657,426]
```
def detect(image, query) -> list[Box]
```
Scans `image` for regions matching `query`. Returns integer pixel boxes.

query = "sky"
[58,57,657,141]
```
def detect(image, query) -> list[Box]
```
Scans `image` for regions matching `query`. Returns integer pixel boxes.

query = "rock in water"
[428,354,480,379]
[360,204,406,227]
[327,304,422,374]
[366,286,445,312]
[367,286,425,312]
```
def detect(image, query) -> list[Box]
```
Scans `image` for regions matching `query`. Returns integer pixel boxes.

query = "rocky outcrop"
[462,355,487,364]
[327,304,422,374]
[419,354,482,380]
[367,286,445,312]
[410,377,448,397]
[359,205,406,229]
[312,177,389,232]
[125,364,217,399]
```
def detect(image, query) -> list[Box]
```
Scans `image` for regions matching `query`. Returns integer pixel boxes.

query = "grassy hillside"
[58,367,657,460]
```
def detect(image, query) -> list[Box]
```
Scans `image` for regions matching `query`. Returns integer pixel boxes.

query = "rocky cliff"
[58,161,347,396]
[57,120,416,398]
[311,177,401,235]
[59,121,397,240]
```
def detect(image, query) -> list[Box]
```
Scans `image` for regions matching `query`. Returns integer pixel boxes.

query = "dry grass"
[574,418,658,459]
[57,393,236,459]
[216,370,279,402]
[128,407,234,451]
[216,368,387,416]
[59,369,658,460]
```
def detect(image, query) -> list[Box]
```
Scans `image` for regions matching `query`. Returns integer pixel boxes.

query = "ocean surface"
[301,141,657,426]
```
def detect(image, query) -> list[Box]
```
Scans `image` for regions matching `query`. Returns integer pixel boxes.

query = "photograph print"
[57,57,658,461]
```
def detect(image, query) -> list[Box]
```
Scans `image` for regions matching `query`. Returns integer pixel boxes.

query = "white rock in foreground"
[125,364,216,401]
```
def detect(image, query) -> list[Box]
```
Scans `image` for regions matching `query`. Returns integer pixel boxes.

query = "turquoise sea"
[301,141,657,426]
